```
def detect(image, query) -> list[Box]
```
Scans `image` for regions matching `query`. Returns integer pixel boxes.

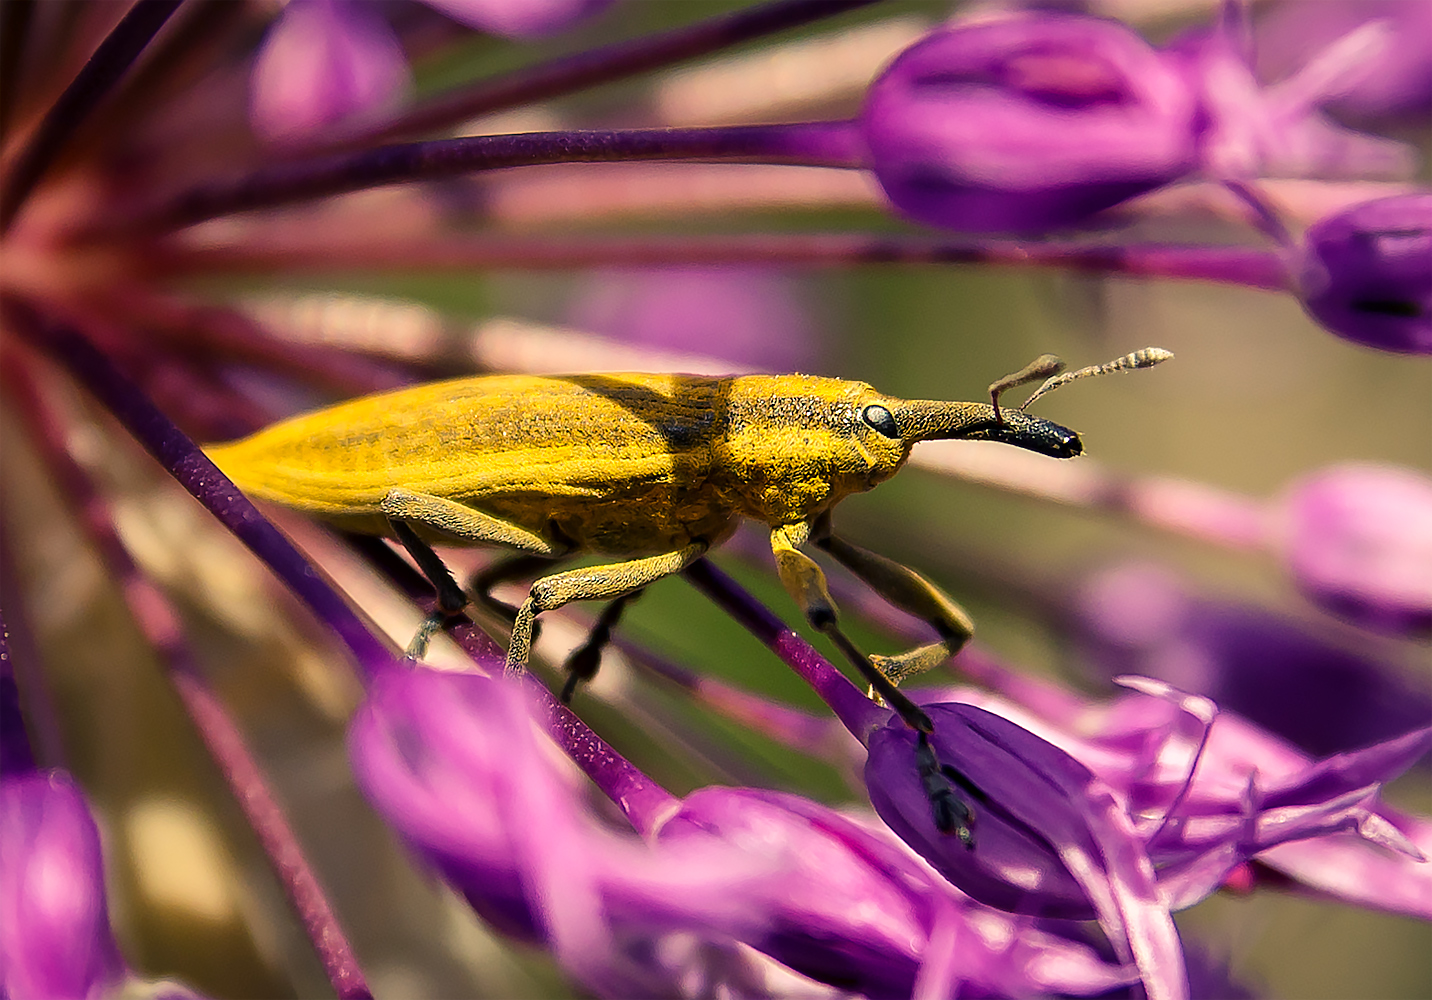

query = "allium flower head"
[860,12,1199,233]
[1296,194,1432,354]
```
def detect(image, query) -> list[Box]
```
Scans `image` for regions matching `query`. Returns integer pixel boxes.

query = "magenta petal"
[423,0,612,39]
[0,772,126,1000]
[250,0,411,145]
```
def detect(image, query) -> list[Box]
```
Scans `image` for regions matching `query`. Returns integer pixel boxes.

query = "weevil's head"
[891,397,1083,458]
[721,377,1080,526]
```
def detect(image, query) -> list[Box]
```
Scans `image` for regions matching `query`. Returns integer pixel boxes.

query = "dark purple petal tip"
[1297,194,1432,354]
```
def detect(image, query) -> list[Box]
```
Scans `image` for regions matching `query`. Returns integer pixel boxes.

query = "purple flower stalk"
[1,0,1428,994]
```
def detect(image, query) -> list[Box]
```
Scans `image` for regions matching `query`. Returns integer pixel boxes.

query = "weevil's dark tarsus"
[917,732,975,847]
[560,589,644,703]
[390,519,469,659]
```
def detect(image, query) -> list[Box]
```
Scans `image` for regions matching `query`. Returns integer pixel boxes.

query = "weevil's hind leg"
[507,543,707,678]
[811,511,973,686]
[381,488,568,659]
[770,522,933,735]
[559,589,645,704]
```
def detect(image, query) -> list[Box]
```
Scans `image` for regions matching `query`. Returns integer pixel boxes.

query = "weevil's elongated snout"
[895,400,1082,458]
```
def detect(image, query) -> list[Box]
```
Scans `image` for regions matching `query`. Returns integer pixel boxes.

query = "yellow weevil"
[204,351,1169,713]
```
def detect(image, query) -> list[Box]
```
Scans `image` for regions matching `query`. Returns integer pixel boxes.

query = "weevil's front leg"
[811,511,974,685]
[770,523,933,735]
[506,543,706,677]
[381,488,568,658]
[560,589,645,704]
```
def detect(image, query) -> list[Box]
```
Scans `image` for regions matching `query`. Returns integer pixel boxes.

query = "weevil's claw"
[917,733,976,847]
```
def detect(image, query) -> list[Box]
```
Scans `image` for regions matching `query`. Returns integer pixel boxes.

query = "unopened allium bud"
[1296,195,1432,354]
[250,0,411,145]
[1276,463,1432,635]
[0,772,125,1000]
[859,13,1199,233]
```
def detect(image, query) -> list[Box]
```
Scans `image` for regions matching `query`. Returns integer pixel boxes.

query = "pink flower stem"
[169,231,1293,291]
[0,0,182,231]
[2,350,373,1000]
[0,604,36,775]
[683,559,888,741]
[144,121,862,231]
[360,0,885,146]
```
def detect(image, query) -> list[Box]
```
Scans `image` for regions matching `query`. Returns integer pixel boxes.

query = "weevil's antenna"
[988,354,1064,425]
[1020,347,1175,412]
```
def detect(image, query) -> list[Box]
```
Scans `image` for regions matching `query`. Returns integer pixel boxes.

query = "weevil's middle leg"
[770,522,933,734]
[382,488,567,659]
[469,553,569,624]
[810,511,974,686]
[506,543,707,678]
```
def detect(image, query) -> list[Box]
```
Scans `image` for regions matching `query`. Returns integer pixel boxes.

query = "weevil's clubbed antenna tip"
[988,353,1064,425]
[1020,346,1175,412]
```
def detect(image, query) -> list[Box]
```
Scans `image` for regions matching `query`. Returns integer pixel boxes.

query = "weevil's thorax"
[715,375,913,527]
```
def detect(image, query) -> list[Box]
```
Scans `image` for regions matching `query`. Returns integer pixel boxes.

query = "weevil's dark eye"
[862,404,899,438]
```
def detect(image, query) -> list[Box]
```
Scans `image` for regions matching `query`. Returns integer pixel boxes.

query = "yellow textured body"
[205,372,914,555]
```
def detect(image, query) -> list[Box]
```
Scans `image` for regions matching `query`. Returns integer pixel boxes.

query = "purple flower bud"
[864,703,1100,918]
[859,13,1199,233]
[1276,463,1432,634]
[250,0,411,145]
[423,0,613,39]
[1296,195,1432,354]
[565,267,817,372]
[0,772,125,1000]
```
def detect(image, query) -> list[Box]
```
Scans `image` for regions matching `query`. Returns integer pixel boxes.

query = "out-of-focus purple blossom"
[565,267,817,372]
[1255,1,1432,123]
[348,663,799,996]
[250,0,613,144]
[1275,463,1432,634]
[424,0,614,39]
[938,669,1432,917]
[1169,10,1415,182]
[250,0,411,145]
[859,12,1200,233]
[654,786,1136,999]
[1295,195,1432,354]
[0,771,124,1000]
[1075,561,1432,760]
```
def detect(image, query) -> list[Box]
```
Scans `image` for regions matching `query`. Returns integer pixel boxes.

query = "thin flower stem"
[344,535,680,835]
[0,0,183,232]
[6,301,395,679]
[359,0,885,146]
[145,121,862,231]
[0,536,66,771]
[4,353,373,999]
[169,232,1294,291]
[683,559,887,740]
[0,605,36,776]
